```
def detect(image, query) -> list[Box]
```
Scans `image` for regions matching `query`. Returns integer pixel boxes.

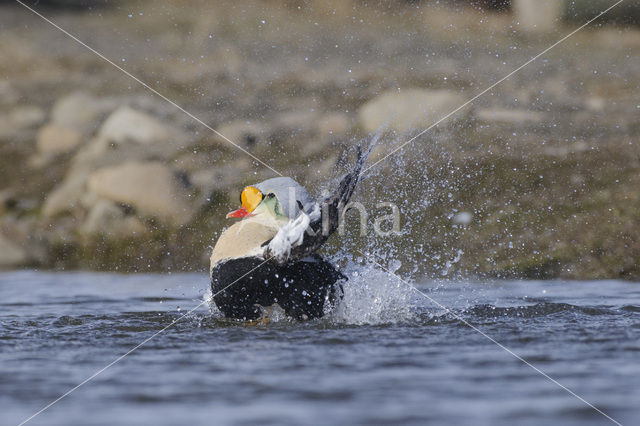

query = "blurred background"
[0,0,638,279]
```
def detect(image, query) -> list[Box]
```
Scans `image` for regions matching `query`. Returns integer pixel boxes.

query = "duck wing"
[264,143,373,264]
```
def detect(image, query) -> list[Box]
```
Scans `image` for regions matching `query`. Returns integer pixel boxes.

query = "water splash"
[326,260,417,325]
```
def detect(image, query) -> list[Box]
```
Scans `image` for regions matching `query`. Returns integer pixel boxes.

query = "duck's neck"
[245,211,288,228]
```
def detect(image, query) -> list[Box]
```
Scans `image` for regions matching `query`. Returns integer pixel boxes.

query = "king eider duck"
[210,147,371,321]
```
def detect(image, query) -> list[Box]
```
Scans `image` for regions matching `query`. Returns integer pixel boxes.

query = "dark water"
[1,270,639,426]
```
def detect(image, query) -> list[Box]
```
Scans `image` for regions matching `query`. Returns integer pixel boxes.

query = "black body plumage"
[211,255,344,320]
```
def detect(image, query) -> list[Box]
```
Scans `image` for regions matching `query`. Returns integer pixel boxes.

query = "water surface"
[1,271,639,425]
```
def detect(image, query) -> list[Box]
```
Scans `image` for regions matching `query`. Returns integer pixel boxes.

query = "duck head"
[226,186,287,220]
[226,177,315,220]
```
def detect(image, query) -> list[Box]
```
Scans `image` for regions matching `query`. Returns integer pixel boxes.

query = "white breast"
[209,215,281,271]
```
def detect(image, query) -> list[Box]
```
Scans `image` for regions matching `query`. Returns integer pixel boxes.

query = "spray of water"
[326,259,416,325]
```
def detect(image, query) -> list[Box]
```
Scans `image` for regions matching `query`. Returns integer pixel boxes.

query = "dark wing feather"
[266,143,373,263]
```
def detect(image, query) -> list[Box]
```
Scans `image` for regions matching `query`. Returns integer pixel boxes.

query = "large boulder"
[475,108,545,124]
[41,165,89,217]
[35,124,82,156]
[30,92,117,167]
[0,81,19,107]
[513,0,563,33]
[358,88,467,134]
[42,106,188,217]
[31,92,117,167]
[210,111,351,159]
[7,106,46,130]
[317,112,351,137]
[0,105,46,142]
[213,119,269,149]
[50,91,116,135]
[0,234,27,269]
[80,199,147,236]
[87,161,194,226]
[97,106,184,149]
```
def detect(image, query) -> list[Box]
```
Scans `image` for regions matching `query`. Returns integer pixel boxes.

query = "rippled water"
[1,270,639,425]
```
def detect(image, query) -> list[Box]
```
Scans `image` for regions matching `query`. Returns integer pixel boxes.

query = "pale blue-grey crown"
[254,177,315,219]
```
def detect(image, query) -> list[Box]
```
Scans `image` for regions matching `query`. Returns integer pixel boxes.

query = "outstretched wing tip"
[266,137,377,264]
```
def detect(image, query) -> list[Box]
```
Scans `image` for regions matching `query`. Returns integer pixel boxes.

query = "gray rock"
[50,91,116,135]
[585,97,606,112]
[213,119,268,149]
[0,234,27,269]
[80,199,147,236]
[543,140,589,157]
[211,111,350,157]
[30,92,117,167]
[87,161,194,226]
[513,0,563,33]
[358,88,467,134]
[42,106,189,217]
[9,106,46,129]
[35,124,82,156]
[475,108,544,124]
[317,112,352,137]
[188,167,240,196]
[0,81,19,106]
[273,110,318,134]
[0,105,46,141]
[42,164,90,217]
[300,112,352,157]
[98,106,183,145]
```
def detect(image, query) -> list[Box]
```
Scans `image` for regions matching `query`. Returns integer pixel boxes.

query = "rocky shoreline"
[1,1,639,279]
